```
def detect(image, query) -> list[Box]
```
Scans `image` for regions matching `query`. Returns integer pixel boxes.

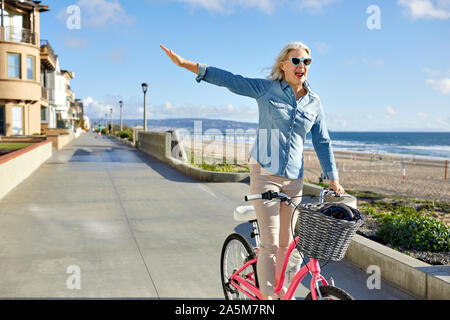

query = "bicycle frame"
[228,189,340,300]
[229,235,329,300]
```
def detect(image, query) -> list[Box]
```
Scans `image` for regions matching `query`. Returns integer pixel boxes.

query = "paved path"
[0,132,414,299]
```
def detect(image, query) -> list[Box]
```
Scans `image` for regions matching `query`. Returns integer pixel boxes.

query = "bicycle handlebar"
[244,189,341,204]
[244,190,280,202]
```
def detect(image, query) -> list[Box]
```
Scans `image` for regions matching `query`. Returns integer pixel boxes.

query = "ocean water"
[204,131,450,161]
[319,132,450,160]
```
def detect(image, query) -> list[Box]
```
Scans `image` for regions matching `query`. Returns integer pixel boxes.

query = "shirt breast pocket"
[297,109,316,132]
[268,99,290,120]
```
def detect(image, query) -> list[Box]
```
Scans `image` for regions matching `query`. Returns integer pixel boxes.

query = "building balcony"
[0,78,41,102]
[40,40,56,71]
[2,26,36,45]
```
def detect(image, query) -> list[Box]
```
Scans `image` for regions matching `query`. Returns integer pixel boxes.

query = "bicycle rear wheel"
[220,233,259,300]
[305,285,354,300]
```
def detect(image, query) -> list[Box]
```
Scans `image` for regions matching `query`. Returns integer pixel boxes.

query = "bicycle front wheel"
[305,285,354,300]
[220,233,259,300]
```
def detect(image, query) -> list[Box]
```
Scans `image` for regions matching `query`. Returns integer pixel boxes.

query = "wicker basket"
[294,203,364,262]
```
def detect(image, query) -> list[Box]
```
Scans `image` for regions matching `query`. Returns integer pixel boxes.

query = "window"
[27,56,35,80]
[41,107,48,123]
[7,53,21,78]
[12,106,23,135]
[0,106,5,136]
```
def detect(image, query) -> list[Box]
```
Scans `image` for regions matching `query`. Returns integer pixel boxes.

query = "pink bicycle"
[220,189,363,300]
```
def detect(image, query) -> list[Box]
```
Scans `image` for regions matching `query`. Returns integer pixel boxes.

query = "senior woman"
[161,42,344,300]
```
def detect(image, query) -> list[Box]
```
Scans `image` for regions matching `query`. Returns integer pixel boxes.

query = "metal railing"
[40,39,56,62]
[3,26,36,45]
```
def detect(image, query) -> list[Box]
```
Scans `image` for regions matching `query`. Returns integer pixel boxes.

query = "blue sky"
[40,0,450,131]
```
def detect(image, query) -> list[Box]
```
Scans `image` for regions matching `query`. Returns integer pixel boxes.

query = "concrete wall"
[136,131,171,162]
[0,140,52,200]
[46,133,72,150]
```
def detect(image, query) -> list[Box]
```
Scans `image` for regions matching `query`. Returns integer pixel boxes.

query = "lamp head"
[141,83,149,94]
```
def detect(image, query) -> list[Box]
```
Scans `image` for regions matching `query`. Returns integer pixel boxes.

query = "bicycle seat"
[233,205,257,222]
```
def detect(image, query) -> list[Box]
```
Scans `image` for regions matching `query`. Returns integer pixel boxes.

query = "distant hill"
[99,118,259,133]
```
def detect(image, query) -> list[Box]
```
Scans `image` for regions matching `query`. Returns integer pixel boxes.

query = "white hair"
[268,42,311,82]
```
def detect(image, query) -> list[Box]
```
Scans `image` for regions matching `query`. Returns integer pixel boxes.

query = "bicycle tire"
[305,285,354,300]
[220,233,259,300]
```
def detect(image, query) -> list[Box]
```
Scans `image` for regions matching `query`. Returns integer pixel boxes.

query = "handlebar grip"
[323,189,341,197]
[245,194,262,201]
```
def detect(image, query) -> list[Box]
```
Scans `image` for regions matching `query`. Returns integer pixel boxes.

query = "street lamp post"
[141,83,148,131]
[110,107,113,133]
[105,113,107,128]
[119,100,123,132]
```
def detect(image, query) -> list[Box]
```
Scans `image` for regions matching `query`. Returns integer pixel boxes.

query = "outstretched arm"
[160,44,199,74]
[160,44,271,99]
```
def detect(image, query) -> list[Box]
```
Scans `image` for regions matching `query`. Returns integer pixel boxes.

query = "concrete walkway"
[0,132,415,299]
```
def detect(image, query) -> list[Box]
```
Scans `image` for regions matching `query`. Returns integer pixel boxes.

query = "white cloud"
[148,101,258,120]
[83,96,115,119]
[171,0,336,14]
[426,78,450,95]
[83,97,258,121]
[58,0,132,28]
[386,106,397,115]
[297,0,337,12]
[397,0,450,20]
[174,0,276,14]
[418,112,429,117]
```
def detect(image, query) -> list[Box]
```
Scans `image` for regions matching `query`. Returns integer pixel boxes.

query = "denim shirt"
[196,63,339,180]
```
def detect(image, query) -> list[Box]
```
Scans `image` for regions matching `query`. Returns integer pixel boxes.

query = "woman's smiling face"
[279,49,310,88]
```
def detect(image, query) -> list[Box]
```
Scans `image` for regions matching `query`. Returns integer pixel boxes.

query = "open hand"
[160,44,185,67]
[329,180,345,195]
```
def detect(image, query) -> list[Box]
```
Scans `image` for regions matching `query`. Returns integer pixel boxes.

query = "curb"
[166,157,249,182]
[345,235,449,300]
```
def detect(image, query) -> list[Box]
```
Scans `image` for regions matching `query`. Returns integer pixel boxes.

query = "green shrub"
[376,211,450,252]
[118,129,133,141]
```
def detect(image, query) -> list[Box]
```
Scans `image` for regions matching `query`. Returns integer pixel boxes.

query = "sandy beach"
[180,137,450,203]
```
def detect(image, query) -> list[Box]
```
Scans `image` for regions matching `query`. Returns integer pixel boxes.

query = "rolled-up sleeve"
[195,63,207,83]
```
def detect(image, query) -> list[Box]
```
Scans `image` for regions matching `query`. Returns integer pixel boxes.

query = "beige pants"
[249,160,303,296]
